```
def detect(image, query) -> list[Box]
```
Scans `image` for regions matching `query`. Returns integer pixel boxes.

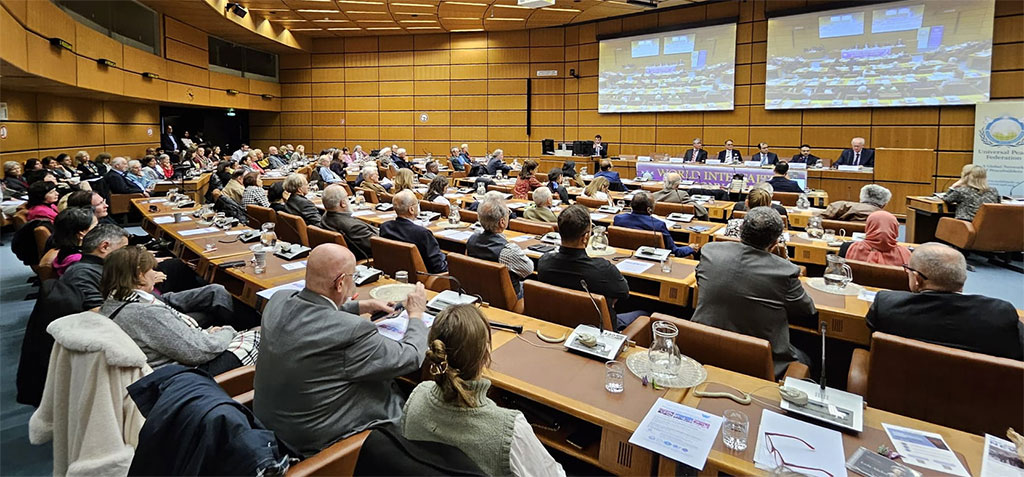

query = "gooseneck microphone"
[819,321,827,397]
[580,279,605,333]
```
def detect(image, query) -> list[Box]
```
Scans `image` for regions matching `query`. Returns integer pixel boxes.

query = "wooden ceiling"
[220,0,707,38]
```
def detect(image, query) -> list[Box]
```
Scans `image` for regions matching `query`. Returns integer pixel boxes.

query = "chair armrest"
[846,348,870,396]
[622,316,651,345]
[232,389,254,408]
[214,365,255,398]
[935,217,975,249]
[288,430,372,477]
[782,362,811,381]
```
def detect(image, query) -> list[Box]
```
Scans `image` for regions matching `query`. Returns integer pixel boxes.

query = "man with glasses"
[867,242,1023,360]
[254,243,429,457]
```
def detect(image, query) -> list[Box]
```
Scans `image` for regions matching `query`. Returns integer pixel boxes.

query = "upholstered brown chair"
[275,211,309,247]
[523,280,613,330]
[12,208,29,230]
[419,200,451,217]
[846,259,911,291]
[574,196,609,208]
[607,225,663,249]
[626,314,810,381]
[246,204,276,230]
[653,202,697,217]
[36,248,58,282]
[109,193,146,215]
[451,170,468,179]
[820,218,866,235]
[356,187,379,204]
[286,430,371,477]
[847,332,1024,437]
[509,219,555,235]
[369,236,446,291]
[535,172,548,183]
[773,191,800,206]
[486,184,513,194]
[446,253,522,313]
[935,203,1024,253]
[307,225,348,249]
[379,191,394,204]
[458,209,478,224]
[730,209,790,229]
[33,224,52,259]
[214,365,255,399]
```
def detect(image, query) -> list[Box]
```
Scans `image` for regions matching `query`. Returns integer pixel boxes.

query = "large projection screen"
[766,0,995,110]
[599,23,737,113]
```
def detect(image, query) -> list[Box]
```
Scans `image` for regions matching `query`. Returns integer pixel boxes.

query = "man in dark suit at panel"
[160,125,180,154]
[866,243,1023,361]
[790,144,821,167]
[716,139,743,163]
[766,162,804,193]
[834,137,875,168]
[593,135,608,158]
[380,190,448,274]
[754,143,779,166]
[320,184,377,261]
[692,207,815,379]
[684,138,708,163]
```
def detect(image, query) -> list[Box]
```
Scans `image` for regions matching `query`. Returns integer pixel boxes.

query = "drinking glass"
[251,244,267,274]
[660,257,672,274]
[722,410,749,451]
[616,199,625,210]
[823,229,836,243]
[605,361,624,393]
[396,270,409,283]
[260,222,277,248]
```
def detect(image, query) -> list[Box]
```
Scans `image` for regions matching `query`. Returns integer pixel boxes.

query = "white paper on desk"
[351,210,375,217]
[378,213,397,219]
[628,398,723,471]
[375,310,436,341]
[753,410,848,477]
[257,280,305,300]
[590,213,609,220]
[882,423,969,477]
[436,229,474,241]
[179,227,220,236]
[510,235,534,243]
[282,260,307,271]
[982,434,1024,477]
[144,198,168,204]
[616,259,654,274]
[857,290,877,303]
[225,229,250,236]
[153,215,192,224]
[2,199,26,207]
[654,216,676,228]
[507,202,527,209]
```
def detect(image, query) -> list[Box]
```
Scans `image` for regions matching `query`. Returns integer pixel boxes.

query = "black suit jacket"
[537,246,629,308]
[767,176,804,193]
[161,133,180,152]
[322,211,377,261]
[105,169,144,194]
[834,148,874,167]
[380,217,447,274]
[753,152,780,166]
[684,149,708,163]
[716,150,743,162]
[867,290,1024,361]
[790,154,820,166]
[593,142,609,158]
[284,193,322,227]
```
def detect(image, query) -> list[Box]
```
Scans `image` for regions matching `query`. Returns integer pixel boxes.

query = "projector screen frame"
[595,16,739,42]
[765,0,911,20]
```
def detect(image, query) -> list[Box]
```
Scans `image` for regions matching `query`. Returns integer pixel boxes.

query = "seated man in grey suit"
[651,172,708,218]
[282,173,322,227]
[692,206,815,379]
[320,184,377,261]
[254,244,428,456]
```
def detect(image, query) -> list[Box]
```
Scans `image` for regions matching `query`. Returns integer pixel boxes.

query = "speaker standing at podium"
[834,137,874,168]
[593,135,608,158]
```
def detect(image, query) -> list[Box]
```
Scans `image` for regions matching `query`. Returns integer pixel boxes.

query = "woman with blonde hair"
[944,164,1001,221]
[582,176,611,204]
[393,168,416,195]
[402,305,564,477]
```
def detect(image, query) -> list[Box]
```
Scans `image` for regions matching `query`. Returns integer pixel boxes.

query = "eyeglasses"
[763,432,834,477]
[902,264,928,280]
[333,271,349,289]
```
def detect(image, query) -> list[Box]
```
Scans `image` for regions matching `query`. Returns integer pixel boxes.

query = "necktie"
[693,150,698,161]
[762,153,767,165]
[854,152,860,166]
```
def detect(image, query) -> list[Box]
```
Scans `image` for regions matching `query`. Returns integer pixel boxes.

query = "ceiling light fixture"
[225,2,248,17]
[328,27,363,30]
[313,19,350,22]
[444,1,488,6]
[295,9,340,13]
[486,17,525,20]
[450,28,484,32]
[358,19,396,22]
[541,6,581,12]
[366,27,401,30]
[407,26,442,29]
[391,2,436,7]
[336,0,383,3]
[289,27,324,31]
[493,4,532,8]
[443,17,481,20]
[346,10,387,14]
[400,19,437,22]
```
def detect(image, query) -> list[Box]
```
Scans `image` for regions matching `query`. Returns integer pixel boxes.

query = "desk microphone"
[579,279,604,333]
[819,321,827,398]
[415,271,471,297]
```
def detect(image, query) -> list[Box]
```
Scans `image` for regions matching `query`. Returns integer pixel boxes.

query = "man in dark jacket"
[282,173,321,227]
[380,190,447,273]
[105,157,147,195]
[321,184,377,261]
[485,149,512,177]
[766,162,804,193]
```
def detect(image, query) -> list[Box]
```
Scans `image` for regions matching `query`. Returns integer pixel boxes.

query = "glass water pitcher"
[649,321,682,380]
[823,254,854,290]
[589,226,608,251]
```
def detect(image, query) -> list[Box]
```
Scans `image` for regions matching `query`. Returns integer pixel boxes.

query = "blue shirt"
[127,172,154,191]
[612,213,695,257]
[594,170,626,192]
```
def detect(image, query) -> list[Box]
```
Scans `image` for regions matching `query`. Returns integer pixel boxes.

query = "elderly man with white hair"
[321,184,377,261]
[486,149,512,177]
[317,155,344,185]
[835,136,875,168]
[283,173,321,226]
[867,242,1023,360]
[393,148,412,170]
[818,184,891,221]
[358,165,388,196]
[467,194,534,298]
[652,172,709,217]
[380,190,447,273]
[524,187,557,223]
[126,159,156,193]
[104,156,148,195]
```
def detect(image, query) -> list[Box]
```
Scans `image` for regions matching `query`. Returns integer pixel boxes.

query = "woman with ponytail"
[401,305,565,476]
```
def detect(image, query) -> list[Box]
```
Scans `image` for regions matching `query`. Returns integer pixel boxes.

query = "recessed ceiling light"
[336,0,383,4]
[401,19,437,22]
[328,27,362,30]
[358,19,395,22]
[492,4,532,8]
[407,26,442,29]
[274,19,309,21]
[486,17,525,20]
[541,7,581,12]
[289,28,324,31]
[391,2,435,7]
[393,11,435,15]
[346,10,387,13]
[444,2,488,6]
[249,8,290,12]
[295,9,340,13]
[442,17,480,20]
[366,27,401,30]
[313,19,350,22]
[450,28,484,32]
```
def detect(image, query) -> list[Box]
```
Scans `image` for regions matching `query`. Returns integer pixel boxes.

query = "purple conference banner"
[634,162,807,188]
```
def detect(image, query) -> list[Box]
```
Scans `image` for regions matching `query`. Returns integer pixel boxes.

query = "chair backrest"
[275,211,309,247]
[418,177,432,185]
[523,280,613,330]
[451,170,468,179]
[370,236,429,283]
[419,200,450,217]
[730,209,790,229]
[535,172,548,183]
[109,193,145,215]
[34,225,52,258]
[863,332,1024,436]
[214,365,255,399]
[575,196,608,209]
[653,202,696,216]
[356,187,379,204]
[645,313,776,381]
[458,209,478,224]
[12,208,29,230]
[246,204,276,230]
[379,191,394,204]
[773,191,800,206]
[37,248,58,282]
[509,219,555,235]
[820,218,866,235]
[446,254,519,312]
[846,259,910,291]
[607,225,663,249]
[971,203,1024,252]
[307,225,348,249]
[287,430,371,477]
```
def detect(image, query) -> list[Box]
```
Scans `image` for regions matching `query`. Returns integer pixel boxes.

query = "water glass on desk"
[605,361,624,393]
[722,409,749,451]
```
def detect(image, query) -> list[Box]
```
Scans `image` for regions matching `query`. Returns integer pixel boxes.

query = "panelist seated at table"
[789,144,821,167]
[612,192,698,258]
[817,184,891,222]
[833,137,874,168]
[321,185,377,261]
[537,204,645,329]
[867,243,1024,361]
[468,197,535,299]
[283,173,322,227]
[594,159,627,192]
[255,244,430,457]
[766,162,805,193]
[381,190,448,274]
[402,304,566,477]
[753,143,780,166]
[716,139,743,163]
[684,138,708,164]
[693,207,816,379]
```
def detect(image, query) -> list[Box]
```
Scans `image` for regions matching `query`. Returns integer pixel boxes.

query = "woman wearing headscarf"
[841,210,910,266]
